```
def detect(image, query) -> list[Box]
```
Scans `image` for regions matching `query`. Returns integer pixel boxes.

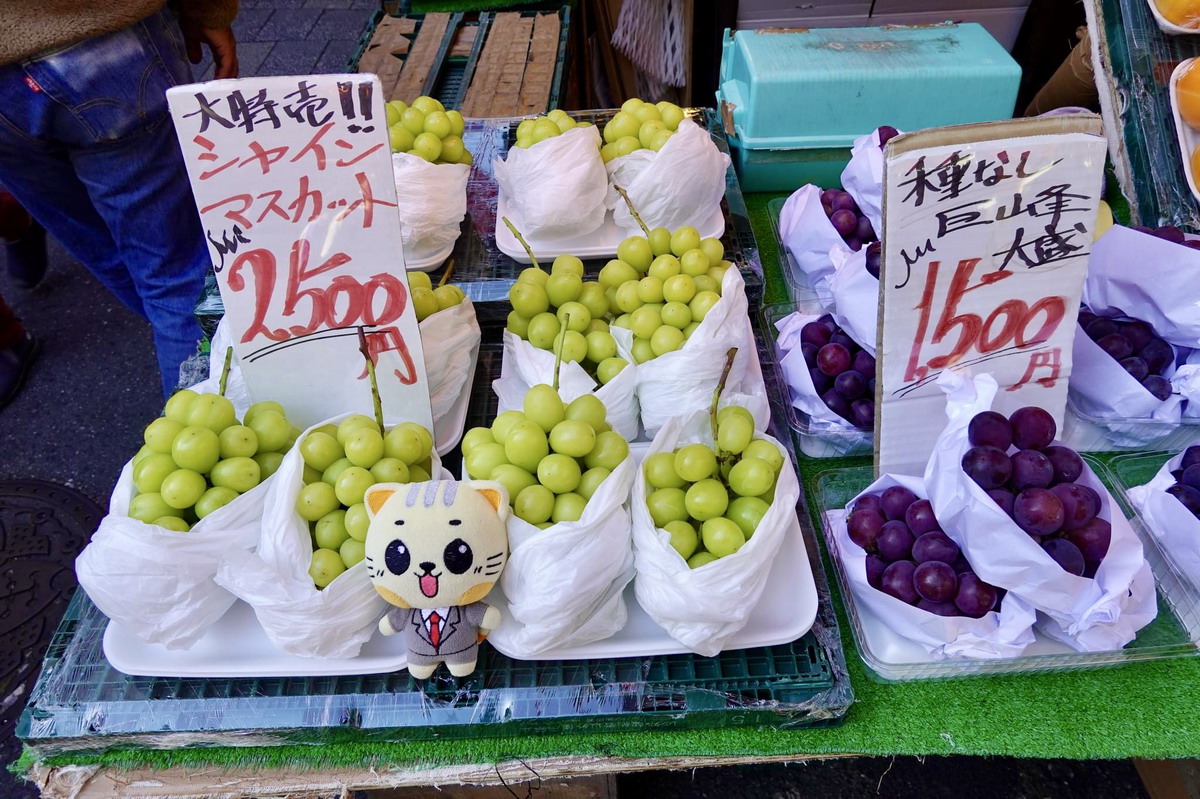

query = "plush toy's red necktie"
[428,612,441,648]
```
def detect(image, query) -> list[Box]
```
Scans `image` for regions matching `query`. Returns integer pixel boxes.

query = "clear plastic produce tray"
[766,195,837,306]
[1061,395,1200,453]
[759,302,873,460]
[1109,450,1200,595]
[813,460,1200,683]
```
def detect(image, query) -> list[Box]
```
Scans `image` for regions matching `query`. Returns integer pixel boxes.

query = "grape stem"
[357,326,386,436]
[218,347,233,398]
[501,216,540,270]
[613,184,652,239]
[437,258,456,288]
[709,348,739,480]
[552,312,569,392]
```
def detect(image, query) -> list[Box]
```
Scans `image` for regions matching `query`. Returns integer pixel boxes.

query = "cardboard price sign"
[875,116,1106,475]
[167,75,431,431]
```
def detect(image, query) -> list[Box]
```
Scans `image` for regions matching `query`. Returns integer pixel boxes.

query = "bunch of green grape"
[130,396,298,532]
[604,226,731,363]
[408,271,466,322]
[295,415,435,588]
[642,407,785,568]
[505,256,630,386]
[386,95,472,165]
[513,109,593,148]
[462,389,629,528]
[600,98,687,162]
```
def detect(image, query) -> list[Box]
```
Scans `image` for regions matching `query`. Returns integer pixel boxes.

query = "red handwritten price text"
[906,258,1066,385]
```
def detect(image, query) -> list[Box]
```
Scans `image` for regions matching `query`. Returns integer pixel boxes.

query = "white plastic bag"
[606,120,730,236]
[493,125,608,239]
[215,413,446,659]
[419,298,481,453]
[925,372,1158,652]
[492,327,639,440]
[1128,451,1200,585]
[840,127,899,237]
[392,153,469,266]
[1082,226,1200,348]
[775,310,865,433]
[828,473,1037,659]
[828,246,879,356]
[76,374,264,650]
[631,405,800,655]
[485,456,637,657]
[778,184,847,297]
[635,267,768,436]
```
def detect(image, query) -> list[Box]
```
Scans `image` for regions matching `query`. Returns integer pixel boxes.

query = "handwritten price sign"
[167,75,431,431]
[875,117,1106,475]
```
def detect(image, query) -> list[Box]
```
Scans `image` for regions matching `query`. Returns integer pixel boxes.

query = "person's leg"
[0,190,48,290]
[0,291,38,408]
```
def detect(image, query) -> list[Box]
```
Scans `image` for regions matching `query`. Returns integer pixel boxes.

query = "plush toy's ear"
[364,485,398,518]
[466,480,509,522]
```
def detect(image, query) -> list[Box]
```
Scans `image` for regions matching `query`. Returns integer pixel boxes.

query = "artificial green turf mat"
[21,191,1200,776]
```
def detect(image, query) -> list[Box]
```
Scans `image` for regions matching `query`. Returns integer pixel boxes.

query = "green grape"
[131,444,155,467]
[162,389,198,424]
[491,409,527,444]
[659,102,686,130]
[600,259,639,288]
[409,464,432,482]
[411,131,442,162]
[129,493,184,524]
[321,457,353,486]
[552,254,585,276]
[685,478,728,520]
[633,102,661,123]
[743,439,784,473]
[335,466,375,506]
[433,285,464,310]
[648,254,681,281]
[689,290,721,321]
[708,263,730,284]
[462,427,495,455]
[344,427,385,468]
[133,452,177,494]
[524,384,566,433]
[644,452,684,489]
[155,516,191,533]
[383,424,425,464]
[661,274,696,304]
[692,274,719,295]
[423,110,452,137]
[565,394,608,430]
[370,457,409,483]
[300,431,343,471]
[630,306,661,339]
[446,109,465,135]
[412,287,439,321]
[518,266,549,286]
[586,319,610,335]
[527,312,561,350]
[552,492,587,523]
[585,331,618,364]
[638,120,667,148]
[297,481,340,521]
[614,135,640,157]
[548,419,596,458]
[585,431,628,470]
[505,421,549,472]
[515,484,555,524]
[604,109,640,141]
[578,283,610,320]
[556,300,591,332]
[388,123,414,153]
[412,95,442,113]
[507,311,531,339]
[688,551,719,569]
[144,417,185,454]
[647,487,688,527]
[702,517,745,557]
[532,118,560,142]
[699,237,724,265]
[395,422,433,457]
[670,226,702,257]
[546,272,583,306]
[195,486,239,519]
[548,109,575,133]
[660,301,692,330]
[648,227,672,256]
[345,502,369,541]
[616,236,653,273]
[336,414,376,445]
[247,410,291,452]
[465,442,508,480]
[161,469,207,510]
[578,467,611,500]
[315,509,350,550]
[510,281,550,317]
[255,451,285,480]
[552,330,588,363]
[717,414,754,455]
[636,275,664,304]
[665,520,698,559]
[537,453,581,494]
[729,457,775,498]
[718,405,754,426]
[407,271,433,292]
[613,313,633,329]
[492,463,538,501]
[185,393,237,433]
[632,339,655,364]
[675,444,717,482]
[728,496,770,539]
[679,249,710,277]
[309,548,346,588]
[171,426,220,473]
[211,456,261,493]
[615,281,644,314]
[339,538,366,568]
[597,357,629,384]
[600,142,620,163]
[650,325,684,356]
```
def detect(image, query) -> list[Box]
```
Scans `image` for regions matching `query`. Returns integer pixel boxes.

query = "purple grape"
[1131,225,1154,234]
[1051,482,1099,530]
[821,201,833,216]
[1085,318,1118,341]
[800,321,832,348]
[1183,464,1200,490]
[865,554,887,588]
[1010,407,1057,450]
[854,494,884,515]
[918,599,961,617]
[968,410,1014,450]
[1183,446,1200,470]
[914,561,958,602]
[820,188,840,207]
[905,499,940,535]
[1167,483,1200,515]
[855,216,875,242]
[830,330,856,349]
[1042,445,1083,484]
[877,520,915,562]
[1120,356,1149,382]
[912,531,960,564]
[881,561,919,604]
[880,486,917,520]
[817,313,838,331]
[955,572,998,618]
[834,370,867,400]
[816,343,851,376]
[845,236,863,252]
[1121,321,1154,352]
[820,388,851,420]
[950,555,972,575]
[868,378,876,394]
[1153,225,1186,243]
[987,488,1015,517]
[830,209,858,237]
[1186,240,1200,251]
[962,445,1013,490]
[1065,517,1111,562]
[1078,310,1097,328]
[1140,338,1174,373]
[1096,333,1134,361]
[847,508,886,551]
[810,368,832,394]
[850,399,875,429]
[1042,538,1086,576]
[877,125,900,147]
[1010,449,1054,491]
[1173,469,1186,482]
[1013,487,1065,535]
[1083,560,1101,578]
[831,192,859,213]
[865,242,881,279]
[1142,375,1172,401]
[853,350,876,380]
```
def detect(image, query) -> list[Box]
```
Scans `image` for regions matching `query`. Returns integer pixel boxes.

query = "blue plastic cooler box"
[717,23,1021,191]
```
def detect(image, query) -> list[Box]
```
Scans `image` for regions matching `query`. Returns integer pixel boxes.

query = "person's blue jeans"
[0,8,208,397]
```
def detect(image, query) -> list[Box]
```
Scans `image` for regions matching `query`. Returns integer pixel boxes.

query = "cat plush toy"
[363,480,509,679]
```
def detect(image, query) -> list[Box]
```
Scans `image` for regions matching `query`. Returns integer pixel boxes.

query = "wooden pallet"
[461,11,561,117]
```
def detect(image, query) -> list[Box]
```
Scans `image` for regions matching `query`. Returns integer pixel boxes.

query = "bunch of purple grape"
[1078,309,1174,401]
[819,188,877,253]
[1166,446,1200,518]
[797,314,875,430]
[1131,224,1200,251]
[961,407,1111,578]
[846,485,1002,617]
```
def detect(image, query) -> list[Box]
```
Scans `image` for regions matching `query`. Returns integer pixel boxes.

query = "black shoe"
[7,220,47,289]
[0,331,39,408]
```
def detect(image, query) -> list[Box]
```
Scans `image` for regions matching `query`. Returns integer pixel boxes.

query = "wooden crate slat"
[390,12,452,101]
[517,13,561,115]
[449,25,475,59]
[486,13,535,117]
[461,13,516,117]
[357,16,416,76]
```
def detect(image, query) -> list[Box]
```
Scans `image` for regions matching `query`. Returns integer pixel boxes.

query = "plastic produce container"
[716,22,1022,192]
[1060,395,1200,453]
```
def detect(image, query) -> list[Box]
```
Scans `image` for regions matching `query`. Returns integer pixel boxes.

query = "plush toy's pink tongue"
[420,574,439,598]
